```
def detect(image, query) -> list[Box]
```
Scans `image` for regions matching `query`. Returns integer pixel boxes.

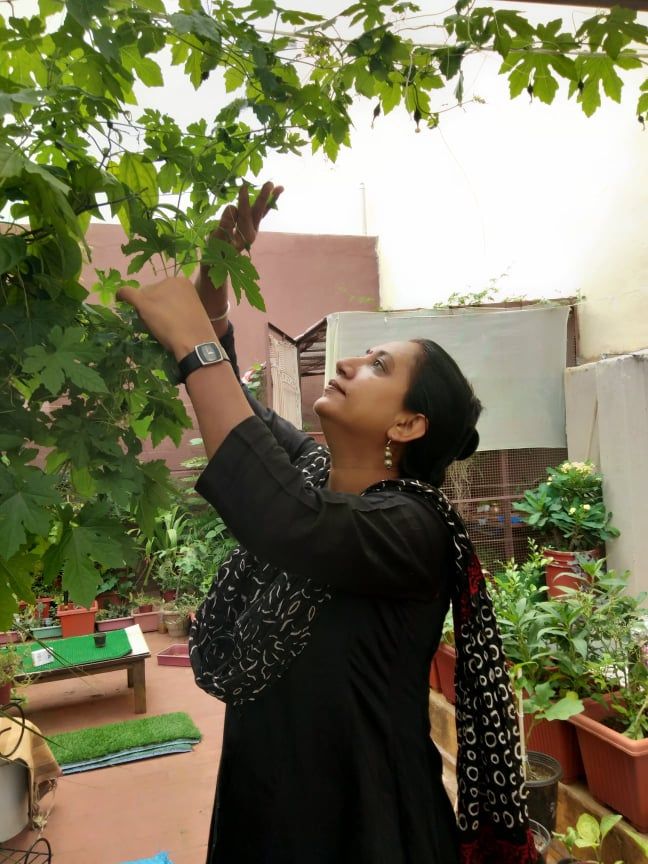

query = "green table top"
[10,629,132,673]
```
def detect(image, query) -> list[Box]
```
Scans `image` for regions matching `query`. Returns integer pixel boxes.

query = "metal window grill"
[442,447,567,571]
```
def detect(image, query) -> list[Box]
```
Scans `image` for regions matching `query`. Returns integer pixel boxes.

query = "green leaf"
[134,460,173,538]
[57,518,130,606]
[224,66,245,92]
[543,694,584,722]
[0,234,27,275]
[23,326,108,396]
[0,146,24,181]
[70,466,97,498]
[599,814,622,841]
[67,0,93,27]
[0,465,59,559]
[0,553,37,627]
[117,152,158,209]
[576,813,601,846]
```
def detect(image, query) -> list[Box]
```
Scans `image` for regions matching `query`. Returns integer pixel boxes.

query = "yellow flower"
[583,504,591,511]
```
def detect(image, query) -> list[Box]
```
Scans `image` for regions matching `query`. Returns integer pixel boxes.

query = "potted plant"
[568,602,648,833]
[162,595,199,639]
[490,542,586,791]
[513,461,619,598]
[95,602,135,632]
[0,646,21,706]
[30,610,62,641]
[95,569,136,609]
[554,812,648,862]
[57,599,99,637]
[130,594,161,633]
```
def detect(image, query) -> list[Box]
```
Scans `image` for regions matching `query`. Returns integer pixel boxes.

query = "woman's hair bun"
[457,428,479,461]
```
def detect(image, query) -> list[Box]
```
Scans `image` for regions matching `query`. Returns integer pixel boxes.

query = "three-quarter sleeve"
[219,322,314,464]
[195,416,451,599]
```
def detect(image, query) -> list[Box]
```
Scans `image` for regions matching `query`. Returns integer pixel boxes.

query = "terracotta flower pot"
[570,699,648,832]
[96,591,122,610]
[435,643,456,705]
[57,602,98,637]
[429,654,442,692]
[543,548,600,598]
[0,682,12,706]
[525,717,584,784]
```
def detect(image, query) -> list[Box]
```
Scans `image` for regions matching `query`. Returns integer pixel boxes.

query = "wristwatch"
[177,341,229,384]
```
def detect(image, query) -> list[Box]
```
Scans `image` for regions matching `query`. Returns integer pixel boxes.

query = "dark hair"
[400,339,482,487]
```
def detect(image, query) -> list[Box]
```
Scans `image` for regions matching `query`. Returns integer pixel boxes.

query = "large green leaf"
[116,152,159,209]
[22,325,108,396]
[0,465,59,560]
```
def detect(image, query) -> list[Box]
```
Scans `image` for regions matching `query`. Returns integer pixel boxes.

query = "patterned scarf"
[189,446,538,864]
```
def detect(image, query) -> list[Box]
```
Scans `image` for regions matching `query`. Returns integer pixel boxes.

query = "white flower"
[569,507,577,515]
[583,504,591,511]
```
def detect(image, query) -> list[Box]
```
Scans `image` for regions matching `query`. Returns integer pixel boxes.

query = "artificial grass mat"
[50,711,201,767]
[14,629,131,672]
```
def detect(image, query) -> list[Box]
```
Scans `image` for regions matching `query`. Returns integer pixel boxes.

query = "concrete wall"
[565,352,648,595]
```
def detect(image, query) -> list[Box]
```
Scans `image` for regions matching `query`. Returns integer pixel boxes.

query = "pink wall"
[82,226,379,473]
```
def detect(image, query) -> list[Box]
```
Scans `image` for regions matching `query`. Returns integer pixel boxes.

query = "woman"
[118,184,537,864]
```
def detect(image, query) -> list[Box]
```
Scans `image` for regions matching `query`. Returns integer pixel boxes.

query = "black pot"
[524,750,563,832]
[529,818,551,863]
[93,633,107,648]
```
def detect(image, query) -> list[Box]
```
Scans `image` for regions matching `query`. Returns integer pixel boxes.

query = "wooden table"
[15,625,151,714]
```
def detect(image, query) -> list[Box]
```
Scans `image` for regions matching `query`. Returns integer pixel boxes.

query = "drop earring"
[384,439,393,470]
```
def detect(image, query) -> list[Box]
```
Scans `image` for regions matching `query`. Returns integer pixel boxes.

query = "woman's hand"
[198,181,283,335]
[213,181,283,254]
[118,276,215,361]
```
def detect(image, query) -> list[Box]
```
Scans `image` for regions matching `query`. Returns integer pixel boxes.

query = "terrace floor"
[6,631,224,864]
[4,630,587,864]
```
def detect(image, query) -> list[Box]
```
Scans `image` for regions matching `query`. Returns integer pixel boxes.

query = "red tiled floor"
[6,631,225,864]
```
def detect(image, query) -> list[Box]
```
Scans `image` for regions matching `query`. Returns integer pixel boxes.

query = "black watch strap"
[178,341,228,384]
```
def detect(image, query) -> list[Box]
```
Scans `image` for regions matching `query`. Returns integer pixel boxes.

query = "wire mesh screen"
[442,447,568,571]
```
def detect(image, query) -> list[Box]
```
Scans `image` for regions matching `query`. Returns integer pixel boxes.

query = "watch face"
[196,342,222,364]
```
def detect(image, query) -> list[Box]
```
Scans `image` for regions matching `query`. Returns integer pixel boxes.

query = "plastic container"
[96,616,134,632]
[30,624,62,640]
[524,750,563,833]
[157,644,191,667]
[132,610,160,632]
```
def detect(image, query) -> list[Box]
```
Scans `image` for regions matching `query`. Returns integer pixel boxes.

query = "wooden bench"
[15,625,150,714]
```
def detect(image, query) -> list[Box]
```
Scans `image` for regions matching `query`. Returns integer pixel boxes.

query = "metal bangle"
[209,301,230,323]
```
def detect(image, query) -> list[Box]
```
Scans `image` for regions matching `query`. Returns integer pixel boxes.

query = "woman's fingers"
[217,204,238,242]
[251,181,279,228]
[116,284,139,307]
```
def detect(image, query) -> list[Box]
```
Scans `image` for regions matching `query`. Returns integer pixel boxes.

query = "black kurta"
[194,328,459,864]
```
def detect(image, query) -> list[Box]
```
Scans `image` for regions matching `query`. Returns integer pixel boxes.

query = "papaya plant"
[2,0,648,624]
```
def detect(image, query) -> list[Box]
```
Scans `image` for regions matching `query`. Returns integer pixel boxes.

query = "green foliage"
[2,0,647,618]
[513,460,620,552]
[554,812,624,863]
[0,645,21,687]
[95,601,133,621]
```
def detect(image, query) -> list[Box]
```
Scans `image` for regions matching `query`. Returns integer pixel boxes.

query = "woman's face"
[314,340,422,440]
